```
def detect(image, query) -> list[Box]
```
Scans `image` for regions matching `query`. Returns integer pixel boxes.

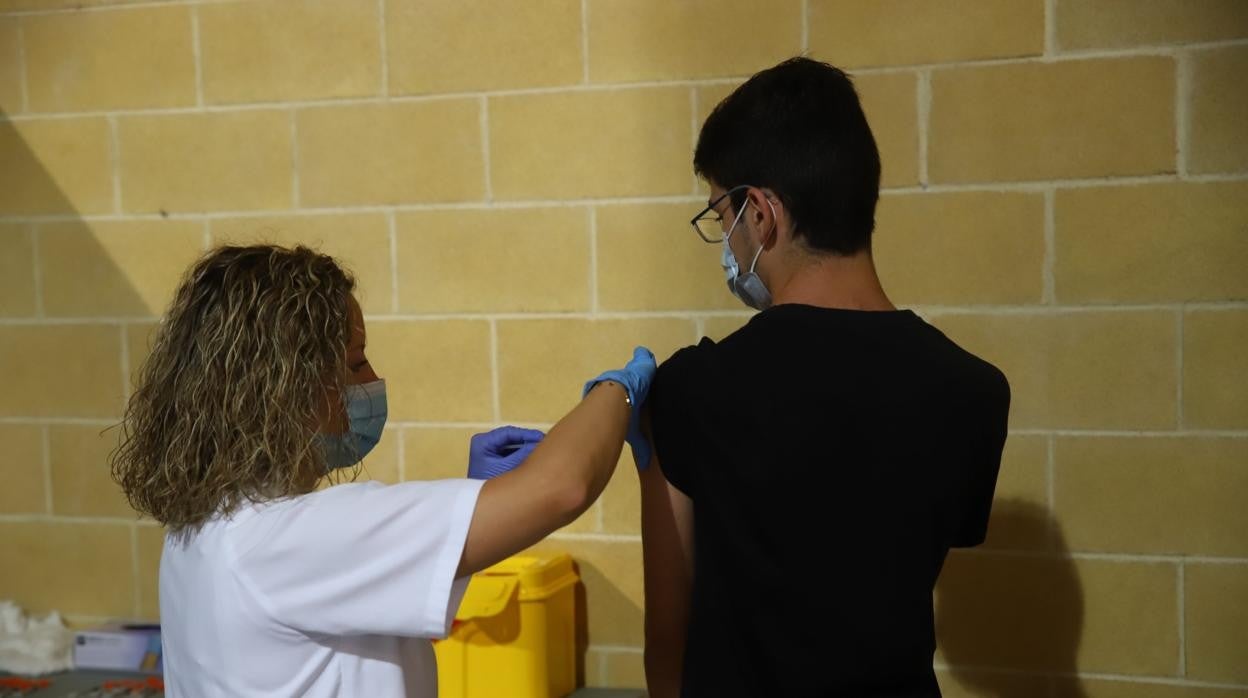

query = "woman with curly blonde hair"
[112,244,655,697]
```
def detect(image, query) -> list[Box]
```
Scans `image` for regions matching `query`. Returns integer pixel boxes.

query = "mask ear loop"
[747,197,779,274]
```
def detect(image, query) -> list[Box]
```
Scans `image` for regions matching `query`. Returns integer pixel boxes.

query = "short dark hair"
[694,57,881,255]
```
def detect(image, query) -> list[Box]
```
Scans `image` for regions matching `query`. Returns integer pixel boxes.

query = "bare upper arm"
[640,453,694,697]
[641,456,694,582]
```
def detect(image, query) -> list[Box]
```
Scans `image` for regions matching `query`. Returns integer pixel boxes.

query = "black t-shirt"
[648,304,1010,698]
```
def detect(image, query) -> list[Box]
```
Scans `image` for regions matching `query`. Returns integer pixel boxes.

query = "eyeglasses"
[689,185,752,243]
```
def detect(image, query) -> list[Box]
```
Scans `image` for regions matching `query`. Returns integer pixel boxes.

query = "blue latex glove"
[467,426,545,480]
[582,346,658,469]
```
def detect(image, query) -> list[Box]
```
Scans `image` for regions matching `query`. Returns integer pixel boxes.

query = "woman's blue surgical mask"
[720,196,776,311]
[322,379,387,470]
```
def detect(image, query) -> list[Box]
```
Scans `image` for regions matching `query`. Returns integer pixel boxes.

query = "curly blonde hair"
[111,244,357,533]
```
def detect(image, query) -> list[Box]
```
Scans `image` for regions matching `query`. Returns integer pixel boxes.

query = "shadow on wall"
[570,559,643,687]
[524,537,645,688]
[0,113,155,320]
[0,109,165,621]
[936,499,1087,698]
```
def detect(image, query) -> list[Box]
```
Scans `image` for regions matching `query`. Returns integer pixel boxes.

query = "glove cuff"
[582,375,635,406]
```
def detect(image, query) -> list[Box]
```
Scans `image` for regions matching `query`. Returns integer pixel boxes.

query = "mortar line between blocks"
[0,416,544,429]
[1176,310,1185,429]
[190,5,204,107]
[369,309,753,324]
[0,194,710,219]
[588,208,599,314]
[6,303,1248,327]
[0,417,120,426]
[886,173,1248,194]
[689,87,699,194]
[1045,434,1060,552]
[16,18,29,112]
[800,0,810,53]
[489,320,501,423]
[1054,37,1248,61]
[1046,433,1056,512]
[1178,561,1187,677]
[377,0,388,98]
[479,96,492,202]
[6,181,1247,221]
[29,223,44,318]
[62,615,118,628]
[588,645,645,654]
[109,116,123,214]
[387,211,400,313]
[917,70,931,187]
[1008,427,1248,438]
[931,663,1248,690]
[40,425,52,515]
[0,514,139,525]
[0,172,1238,216]
[957,548,1248,565]
[2,0,229,18]
[290,111,300,208]
[119,323,132,401]
[547,531,641,543]
[5,302,1248,327]
[1044,0,1058,56]
[1175,51,1191,177]
[6,79,768,117]
[919,301,1248,316]
[580,0,590,84]
[402,421,553,430]
[130,524,142,617]
[1043,189,1056,304]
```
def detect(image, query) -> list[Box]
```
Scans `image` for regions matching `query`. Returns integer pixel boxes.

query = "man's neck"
[770,249,897,312]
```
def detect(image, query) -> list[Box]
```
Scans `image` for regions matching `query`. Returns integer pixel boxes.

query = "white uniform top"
[159,478,483,698]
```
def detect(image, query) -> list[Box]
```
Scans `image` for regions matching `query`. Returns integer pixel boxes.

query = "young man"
[640,58,1011,697]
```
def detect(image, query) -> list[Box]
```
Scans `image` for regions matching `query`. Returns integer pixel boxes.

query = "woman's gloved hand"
[582,346,658,469]
[467,426,545,480]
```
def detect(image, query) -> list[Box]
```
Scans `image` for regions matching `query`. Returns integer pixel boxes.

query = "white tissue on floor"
[0,600,74,675]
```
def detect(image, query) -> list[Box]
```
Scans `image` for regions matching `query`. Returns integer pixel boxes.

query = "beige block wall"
[0,0,1244,691]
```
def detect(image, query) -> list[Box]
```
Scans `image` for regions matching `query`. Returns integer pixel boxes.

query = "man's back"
[648,304,1010,697]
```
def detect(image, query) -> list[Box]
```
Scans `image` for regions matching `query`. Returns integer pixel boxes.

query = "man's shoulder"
[654,343,702,396]
[650,336,730,417]
[914,318,1008,387]
[656,315,763,376]
[663,337,713,366]
[938,331,1010,402]
[926,330,1011,413]
[655,334,728,385]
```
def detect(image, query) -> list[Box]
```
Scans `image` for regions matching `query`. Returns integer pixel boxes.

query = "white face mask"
[720,196,775,311]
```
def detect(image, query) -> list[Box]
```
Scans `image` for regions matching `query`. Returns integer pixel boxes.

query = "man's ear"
[747,189,779,248]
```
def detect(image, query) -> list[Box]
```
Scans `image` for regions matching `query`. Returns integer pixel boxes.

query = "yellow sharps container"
[435,552,579,698]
